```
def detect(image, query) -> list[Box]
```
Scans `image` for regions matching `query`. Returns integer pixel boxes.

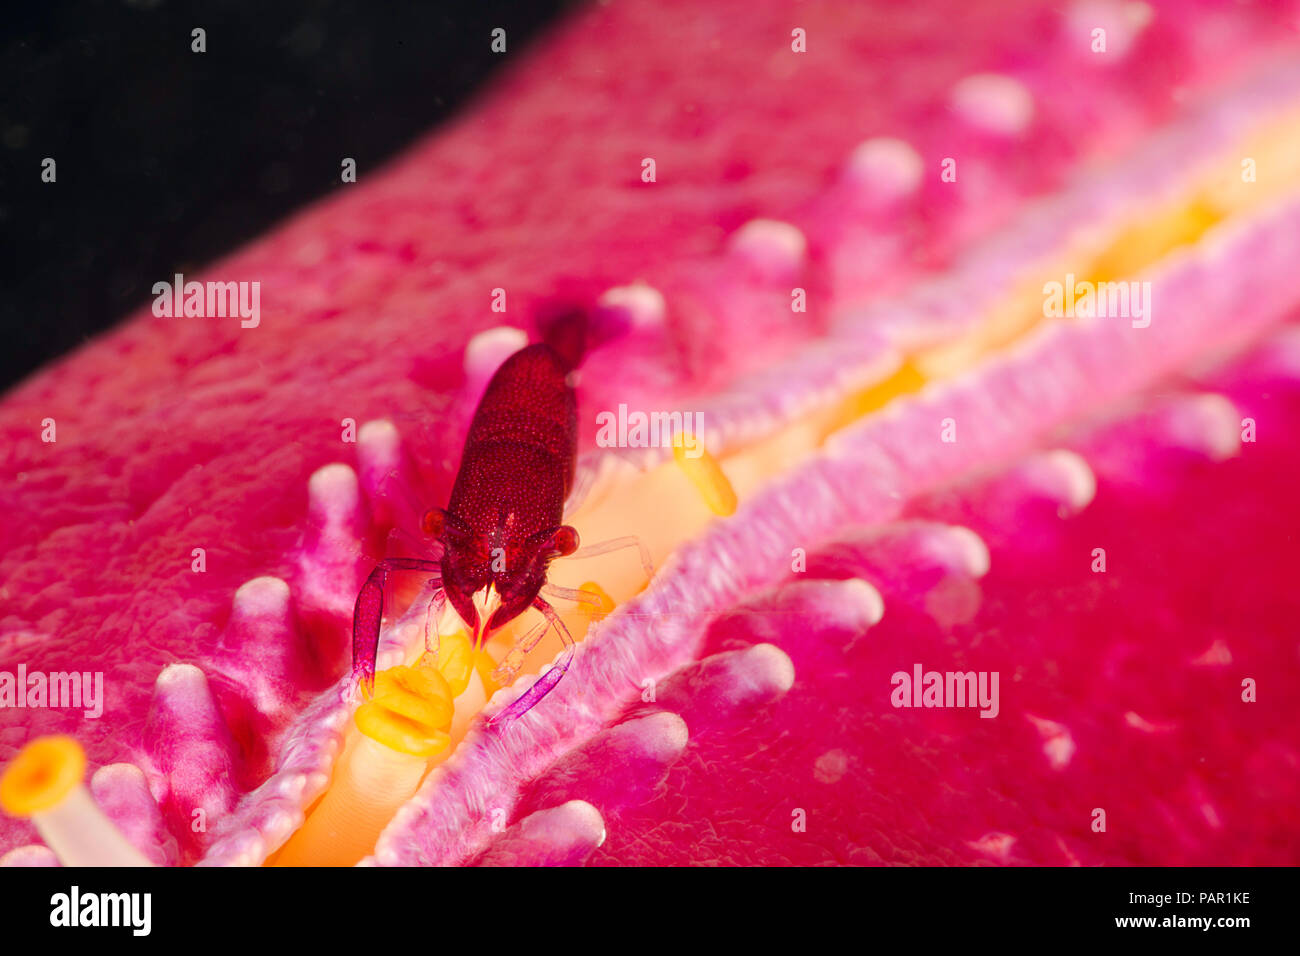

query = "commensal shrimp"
[351,308,627,725]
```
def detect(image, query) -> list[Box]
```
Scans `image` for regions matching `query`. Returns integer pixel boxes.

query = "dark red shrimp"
[351,312,590,725]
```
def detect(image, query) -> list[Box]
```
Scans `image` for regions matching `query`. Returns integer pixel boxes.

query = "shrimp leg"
[352,557,442,693]
[418,589,446,664]
[490,617,550,686]
[487,596,575,726]
[540,582,605,609]
[565,534,654,578]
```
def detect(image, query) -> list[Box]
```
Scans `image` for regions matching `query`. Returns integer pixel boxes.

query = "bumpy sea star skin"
[3,0,1300,865]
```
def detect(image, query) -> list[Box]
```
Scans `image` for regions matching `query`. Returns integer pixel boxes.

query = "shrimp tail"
[536,300,590,374]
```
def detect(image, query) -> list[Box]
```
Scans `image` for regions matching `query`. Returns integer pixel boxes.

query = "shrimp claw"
[351,557,442,695]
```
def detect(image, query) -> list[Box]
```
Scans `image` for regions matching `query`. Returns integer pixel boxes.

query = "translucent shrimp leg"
[490,617,550,687]
[421,590,444,659]
[540,581,605,609]
[487,597,576,726]
[565,534,654,578]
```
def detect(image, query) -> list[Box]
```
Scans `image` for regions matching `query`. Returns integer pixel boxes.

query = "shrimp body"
[438,343,579,637]
[352,332,586,725]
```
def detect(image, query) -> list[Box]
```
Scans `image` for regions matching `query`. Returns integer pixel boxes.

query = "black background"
[0,863,1275,940]
[0,0,577,393]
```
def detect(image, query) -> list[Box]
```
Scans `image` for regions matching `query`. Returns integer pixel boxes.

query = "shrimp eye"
[552,525,580,557]
[421,508,445,537]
